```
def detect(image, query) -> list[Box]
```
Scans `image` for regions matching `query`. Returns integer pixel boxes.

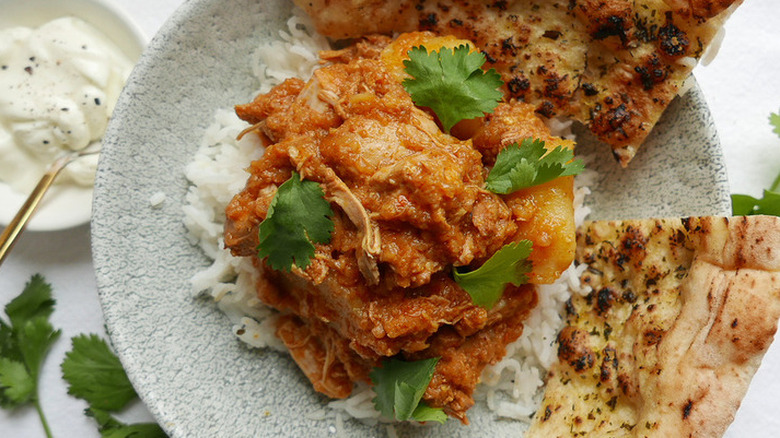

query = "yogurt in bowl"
[0,0,146,231]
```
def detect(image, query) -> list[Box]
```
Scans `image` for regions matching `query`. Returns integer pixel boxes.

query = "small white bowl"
[0,0,146,231]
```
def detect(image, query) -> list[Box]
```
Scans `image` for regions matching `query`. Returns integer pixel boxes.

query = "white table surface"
[2,0,779,436]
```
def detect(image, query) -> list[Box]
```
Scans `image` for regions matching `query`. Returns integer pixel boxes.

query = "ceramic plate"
[0,0,146,230]
[92,0,730,436]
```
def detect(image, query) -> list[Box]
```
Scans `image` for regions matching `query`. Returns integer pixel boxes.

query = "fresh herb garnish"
[86,406,168,438]
[61,334,138,411]
[1,275,167,437]
[731,181,780,216]
[0,274,60,438]
[486,138,585,194]
[257,171,335,271]
[453,240,533,309]
[370,357,447,424]
[770,111,780,137]
[0,358,34,404]
[402,44,503,132]
[732,111,780,216]
[62,334,167,437]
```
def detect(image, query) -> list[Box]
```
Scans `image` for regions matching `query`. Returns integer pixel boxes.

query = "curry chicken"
[224,32,577,423]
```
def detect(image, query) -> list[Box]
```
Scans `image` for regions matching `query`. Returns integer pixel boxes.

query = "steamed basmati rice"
[149,191,167,207]
[182,8,594,430]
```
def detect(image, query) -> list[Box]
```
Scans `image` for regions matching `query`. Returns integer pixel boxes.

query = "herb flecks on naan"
[527,215,780,437]
[295,0,743,166]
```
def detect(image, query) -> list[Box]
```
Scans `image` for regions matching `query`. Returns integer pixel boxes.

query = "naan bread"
[295,0,743,166]
[527,215,780,437]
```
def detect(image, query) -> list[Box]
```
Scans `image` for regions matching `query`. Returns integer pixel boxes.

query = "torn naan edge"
[294,0,743,166]
[527,215,780,437]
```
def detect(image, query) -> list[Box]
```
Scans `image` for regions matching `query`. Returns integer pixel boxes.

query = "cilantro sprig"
[257,171,335,271]
[62,334,167,438]
[453,240,533,308]
[403,45,503,132]
[369,357,447,424]
[62,334,139,411]
[732,111,780,216]
[0,274,60,437]
[486,139,585,194]
[1,275,167,438]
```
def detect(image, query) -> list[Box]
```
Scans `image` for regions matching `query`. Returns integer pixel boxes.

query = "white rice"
[182,8,593,430]
[149,191,167,207]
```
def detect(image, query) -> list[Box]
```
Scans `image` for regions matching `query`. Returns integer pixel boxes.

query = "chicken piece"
[469,102,561,165]
[274,284,537,422]
[264,264,490,359]
[276,314,359,399]
[404,284,537,423]
[294,0,743,166]
[291,1,417,40]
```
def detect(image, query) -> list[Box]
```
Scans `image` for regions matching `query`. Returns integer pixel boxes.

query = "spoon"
[0,145,101,267]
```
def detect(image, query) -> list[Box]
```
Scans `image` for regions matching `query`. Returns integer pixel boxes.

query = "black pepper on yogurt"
[0,17,133,193]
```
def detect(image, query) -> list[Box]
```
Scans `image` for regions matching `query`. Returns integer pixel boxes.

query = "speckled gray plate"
[91,0,730,437]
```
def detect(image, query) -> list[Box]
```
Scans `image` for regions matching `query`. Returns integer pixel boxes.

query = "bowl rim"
[0,0,148,55]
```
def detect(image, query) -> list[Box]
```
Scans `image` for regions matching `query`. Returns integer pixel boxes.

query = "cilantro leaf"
[411,402,449,424]
[732,111,780,216]
[101,424,168,438]
[486,139,585,194]
[1,275,60,386]
[62,334,138,411]
[0,319,22,362]
[257,171,335,271]
[87,407,168,438]
[0,274,59,438]
[453,240,533,308]
[64,335,168,436]
[370,357,446,423]
[87,406,124,430]
[0,358,34,406]
[732,190,780,216]
[403,45,503,132]
[731,194,758,216]
[5,274,55,329]
[17,317,61,378]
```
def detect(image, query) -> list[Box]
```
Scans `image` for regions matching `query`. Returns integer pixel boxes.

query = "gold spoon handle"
[0,155,73,267]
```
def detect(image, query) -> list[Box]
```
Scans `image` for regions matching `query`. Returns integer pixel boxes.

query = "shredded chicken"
[224,32,576,422]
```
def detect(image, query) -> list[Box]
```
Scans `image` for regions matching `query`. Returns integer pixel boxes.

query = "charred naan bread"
[294,0,743,166]
[527,215,780,437]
